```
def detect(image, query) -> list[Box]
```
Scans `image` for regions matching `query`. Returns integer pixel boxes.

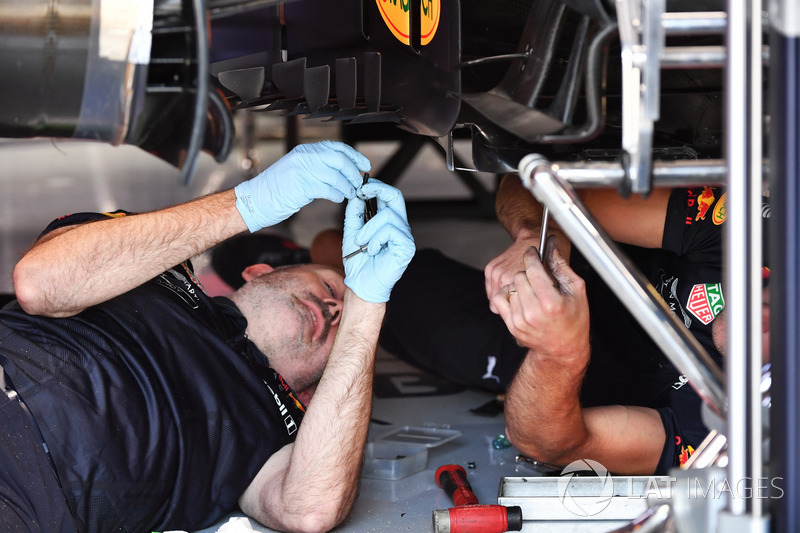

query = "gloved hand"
[343,179,416,303]
[235,141,371,232]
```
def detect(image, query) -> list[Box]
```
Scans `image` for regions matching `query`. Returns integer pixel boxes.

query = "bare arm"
[238,291,381,532]
[496,243,666,475]
[485,174,570,311]
[13,190,247,317]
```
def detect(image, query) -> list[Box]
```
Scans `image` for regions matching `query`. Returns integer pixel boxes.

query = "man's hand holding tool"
[342,178,415,303]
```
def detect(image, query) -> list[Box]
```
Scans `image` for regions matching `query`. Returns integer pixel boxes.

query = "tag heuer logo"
[686,283,725,325]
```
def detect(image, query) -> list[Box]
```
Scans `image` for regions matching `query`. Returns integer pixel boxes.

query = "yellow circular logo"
[375,0,441,46]
[712,192,727,225]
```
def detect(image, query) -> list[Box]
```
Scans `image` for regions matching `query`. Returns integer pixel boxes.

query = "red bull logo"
[686,283,725,325]
[679,444,695,466]
[696,187,716,221]
[376,0,441,46]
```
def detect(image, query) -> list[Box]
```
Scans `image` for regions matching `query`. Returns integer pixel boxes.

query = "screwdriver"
[432,464,523,533]
[343,173,378,260]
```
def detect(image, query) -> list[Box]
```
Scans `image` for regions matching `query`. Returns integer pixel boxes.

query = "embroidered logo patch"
[679,444,695,466]
[686,283,725,325]
[712,192,727,225]
[695,187,716,221]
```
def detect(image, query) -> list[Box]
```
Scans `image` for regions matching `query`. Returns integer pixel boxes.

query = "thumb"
[543,235,576,295]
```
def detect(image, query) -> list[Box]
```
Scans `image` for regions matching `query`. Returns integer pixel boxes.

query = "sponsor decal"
[686,283,725,325]
[266,383,299,435]
[180,262,205,292]
[376,0,441,46]
[679,444,695,466]
[656,271,692,327]
[672,375,689,390]
[712,192,727,225]
[695,186,716,221]
[154,269,200,309]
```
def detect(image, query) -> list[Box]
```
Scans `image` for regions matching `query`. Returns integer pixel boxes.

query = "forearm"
[13,189,247,317]
[256,290,383,531]
[504,349,590,464]
[495,174,544,240]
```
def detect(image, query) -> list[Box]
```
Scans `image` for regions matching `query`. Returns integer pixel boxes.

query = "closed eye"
[324,282,336,298]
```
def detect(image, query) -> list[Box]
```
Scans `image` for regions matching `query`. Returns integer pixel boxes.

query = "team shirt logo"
[695,187,716,221]
[686,283,725,325]
[712,192,727,225]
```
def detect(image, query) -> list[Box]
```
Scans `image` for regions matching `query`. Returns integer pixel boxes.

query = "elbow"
[506,424,583,466]
[284,505,349,533]
[12,259,75,317]
[278,490,355,533]
[13,260,48,316]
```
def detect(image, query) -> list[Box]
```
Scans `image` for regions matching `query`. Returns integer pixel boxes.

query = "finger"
[485,260,499,312]
[544,235,575,295]
[522,246,560,295]
[363,218,415,257]
[492,284,514,324]
[314,150,367,197]
[356,205,407,245]
[360,181,408,220]
[319,140,372,173]
[343,196,367,238]
[362,224,416,270]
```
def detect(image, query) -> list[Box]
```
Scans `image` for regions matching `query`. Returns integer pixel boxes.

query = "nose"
[323,297,343,326]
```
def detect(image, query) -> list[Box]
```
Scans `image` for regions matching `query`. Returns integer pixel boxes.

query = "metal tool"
[538,205,549,261]
[363,172,377,221]
[514,454,563,474]
[344,173,378,261]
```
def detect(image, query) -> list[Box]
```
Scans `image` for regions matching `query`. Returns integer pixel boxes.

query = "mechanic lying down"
[0,142,415,532]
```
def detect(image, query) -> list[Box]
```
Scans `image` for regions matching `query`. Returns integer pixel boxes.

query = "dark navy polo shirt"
[0,211,306,532]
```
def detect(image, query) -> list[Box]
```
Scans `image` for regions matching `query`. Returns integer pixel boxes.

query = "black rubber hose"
[180,0,209,185]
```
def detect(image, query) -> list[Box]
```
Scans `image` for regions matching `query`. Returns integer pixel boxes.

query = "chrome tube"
[724,0,765,519]
[662,12,727,35]
[552,159,727,188]
[519,155,727,415]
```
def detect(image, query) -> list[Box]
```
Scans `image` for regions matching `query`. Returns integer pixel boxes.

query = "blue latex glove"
[343,180,416,303]
[235,141,371,232]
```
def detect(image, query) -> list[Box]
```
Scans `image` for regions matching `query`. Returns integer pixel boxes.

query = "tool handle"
[432,505,524,533]
[435,464,479,506]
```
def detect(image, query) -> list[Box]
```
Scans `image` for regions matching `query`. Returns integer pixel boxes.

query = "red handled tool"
[433,464,523,533]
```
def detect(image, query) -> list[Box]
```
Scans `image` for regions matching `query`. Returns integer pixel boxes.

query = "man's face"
[244,264,346,393]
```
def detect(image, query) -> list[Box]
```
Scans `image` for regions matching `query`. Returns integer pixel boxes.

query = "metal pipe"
[724,0,765,519]
[546,159,727,188]
[519,154,727,415]
[661,46,726,68]
[662,11,727,35]
[768,0,800,529]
